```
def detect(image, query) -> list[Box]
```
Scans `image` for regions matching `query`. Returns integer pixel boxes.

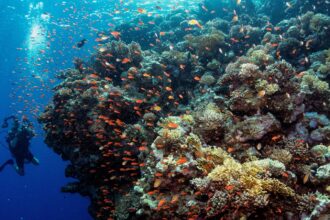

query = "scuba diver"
[0,116,39,176]
[76,38,87,48]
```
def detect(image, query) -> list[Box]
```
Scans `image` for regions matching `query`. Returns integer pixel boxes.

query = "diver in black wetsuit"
[76,39,87,48]
[1,116,39,176]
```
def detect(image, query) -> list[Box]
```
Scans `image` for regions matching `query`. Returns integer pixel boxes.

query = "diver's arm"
[1,116,17,128]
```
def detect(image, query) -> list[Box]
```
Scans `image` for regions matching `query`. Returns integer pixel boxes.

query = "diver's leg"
[26,151,39,165]
[15,158,24,176]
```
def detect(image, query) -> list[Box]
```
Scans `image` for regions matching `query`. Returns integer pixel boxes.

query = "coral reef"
[38,3,330,220]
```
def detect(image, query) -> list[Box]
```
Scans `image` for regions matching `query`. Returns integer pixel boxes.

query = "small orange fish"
[135,99,144,104]
[157,199,166,208]
[89,73,99,78]
[147,190,158,195]
[296,72,305,78]
[167,122,179,129]
[121,58,131,64]
[194,76,201,81]
[111,31,121,39]
[271,135,282,142]
[165,86,172,91]
[137,8,147,14]
[138,146,148,151]
[227,147,235,153]
[282,172,289,178]
[225,185,235,191]
[176,156,188,165]
[188,19,203,29]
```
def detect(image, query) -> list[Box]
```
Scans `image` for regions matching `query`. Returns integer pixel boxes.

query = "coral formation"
[38,2,330,220]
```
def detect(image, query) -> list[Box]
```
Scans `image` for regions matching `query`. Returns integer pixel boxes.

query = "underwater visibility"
[0,0,330,219]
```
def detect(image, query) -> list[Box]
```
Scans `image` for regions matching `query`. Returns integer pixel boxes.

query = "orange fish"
[147,190,158,195]
[176,156,188,165]
[121,58,131,64]
[227,147,235,153]
[225,185,235,191]
[165,86,172,91]
[271,135,282,142]
[143,73,151,78]
[111,31,121,39]
[194,76,201,81]
[157,199,166,208]
[137,8,147,14]
[167,122,178,129]
[89,73,99,78]
[155,172,163,177]
[188,19,203,29]
[138,146,148,151]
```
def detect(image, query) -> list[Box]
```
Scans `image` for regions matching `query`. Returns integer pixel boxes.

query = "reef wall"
[39,1,330,219]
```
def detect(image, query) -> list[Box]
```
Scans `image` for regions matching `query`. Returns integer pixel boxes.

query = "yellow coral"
[202,146,230,165]
[301,73,329,93]
[208,156,295,198]
[208,158,243,183]
[262,179,295,197]
[247,49,274,66]
[197,103,224,122]
[196,146,231,173]
[159,116,182,128]
[256,79,279,95]
[186,133,202,149]
[181,114,195,125]
[159,128,183,141]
